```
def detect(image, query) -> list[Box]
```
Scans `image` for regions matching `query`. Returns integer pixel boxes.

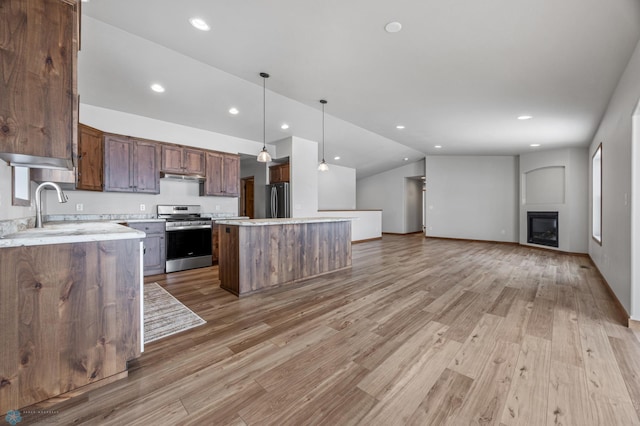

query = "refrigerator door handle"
[271,187,276,218]
[274,187,278,217]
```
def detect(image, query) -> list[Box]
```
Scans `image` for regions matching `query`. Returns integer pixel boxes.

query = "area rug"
[144,282,206,344]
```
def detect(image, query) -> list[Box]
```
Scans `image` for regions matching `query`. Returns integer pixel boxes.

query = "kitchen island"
[0,222,143,413]
[216,217,352,296]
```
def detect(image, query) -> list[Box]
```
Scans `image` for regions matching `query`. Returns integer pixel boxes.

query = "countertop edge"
[215,217,356,226]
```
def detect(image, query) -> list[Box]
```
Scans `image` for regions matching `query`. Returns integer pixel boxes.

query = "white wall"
[273,136,318,217]
[357,159,425,233]
[519,148,588,253]
[633,111,640,321]
[590,39,640,318]
[424,155,518,242]
[318,164,356,210]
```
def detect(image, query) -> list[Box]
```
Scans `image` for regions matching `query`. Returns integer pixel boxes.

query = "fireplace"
[527,211,558,248]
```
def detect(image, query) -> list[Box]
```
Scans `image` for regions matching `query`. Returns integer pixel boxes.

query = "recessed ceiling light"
[403,157,409,161]
[189,17,210,31]
[518,115,533,120]
[530,143,541,147]
[228,107,239,115]
[150,83,165,93]
[396,125,405,129]
[434,145,442,149]
[280,123,289,130]
[385,21,402,33]
[334,156,341,160]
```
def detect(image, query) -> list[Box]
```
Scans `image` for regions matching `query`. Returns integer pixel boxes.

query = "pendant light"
[318,99,329,172]
[257,72,272,163]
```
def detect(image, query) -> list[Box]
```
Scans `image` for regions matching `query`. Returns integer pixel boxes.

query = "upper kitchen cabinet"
[0,0,78,169]
[76,124,104,191]
[161,144,206,176]
[104,135,159,194]
[269,163,290,183]
[200,152,240,197]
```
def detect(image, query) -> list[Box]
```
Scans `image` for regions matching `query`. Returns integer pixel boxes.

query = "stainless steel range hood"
[160,171,205,181]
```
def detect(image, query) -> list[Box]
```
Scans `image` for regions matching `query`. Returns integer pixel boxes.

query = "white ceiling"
[80,0,640,178]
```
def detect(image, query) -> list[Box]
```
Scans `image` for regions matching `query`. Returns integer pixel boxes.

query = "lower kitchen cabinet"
[127,221,166,275]
[212,224,220,263]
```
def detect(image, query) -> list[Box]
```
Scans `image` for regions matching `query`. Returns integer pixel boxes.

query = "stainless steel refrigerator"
[266,182,290,218]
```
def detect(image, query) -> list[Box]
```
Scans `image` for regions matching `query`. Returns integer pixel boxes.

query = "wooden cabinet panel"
[212,224,220,263]
[269,163,290,183]
[104,136,134,192]
[128,222,165,275]
[0,239,141,413]
[184,148,206,175]
[161,145,184,173]
[161,145,206,175]
[76,124,104,191]
[201,151,239,197]
[104,136,159,194]
[201,152,224,195]
[134,140,160,193]
[223,155,240,196]
[0,0,78,166]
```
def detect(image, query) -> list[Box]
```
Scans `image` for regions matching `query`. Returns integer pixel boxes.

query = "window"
[592,144,602,244]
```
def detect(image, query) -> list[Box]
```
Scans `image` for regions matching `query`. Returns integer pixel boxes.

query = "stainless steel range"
[157,205,212,273]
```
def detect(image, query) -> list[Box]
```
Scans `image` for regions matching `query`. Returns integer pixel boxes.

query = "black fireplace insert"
[527,211,558,248]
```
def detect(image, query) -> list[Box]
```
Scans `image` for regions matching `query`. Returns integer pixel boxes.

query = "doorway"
[241,177,255,218]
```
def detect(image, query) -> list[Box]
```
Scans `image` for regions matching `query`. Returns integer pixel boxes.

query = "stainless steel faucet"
[35,182,68,228]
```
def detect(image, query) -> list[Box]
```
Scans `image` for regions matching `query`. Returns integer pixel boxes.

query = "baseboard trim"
[352,237,382,244]
[424,235,519,246]
[588,255,631,327]
[383,231,423,236]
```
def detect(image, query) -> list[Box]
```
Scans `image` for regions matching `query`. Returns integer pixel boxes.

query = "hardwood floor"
[26,235,640,425]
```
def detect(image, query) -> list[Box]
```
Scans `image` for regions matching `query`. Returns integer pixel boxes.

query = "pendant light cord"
[263,76,266,150]
[320,99,327,162]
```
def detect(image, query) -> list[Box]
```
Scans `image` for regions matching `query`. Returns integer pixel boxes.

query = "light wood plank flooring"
[26,235,640,425]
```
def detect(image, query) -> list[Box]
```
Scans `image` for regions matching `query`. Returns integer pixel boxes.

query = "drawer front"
[128,221,165,235]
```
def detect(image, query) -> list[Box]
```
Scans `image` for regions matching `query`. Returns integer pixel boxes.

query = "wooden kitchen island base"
[217,218,352,296]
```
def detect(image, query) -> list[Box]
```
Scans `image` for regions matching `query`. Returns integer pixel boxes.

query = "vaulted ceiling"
[80,0,640,177]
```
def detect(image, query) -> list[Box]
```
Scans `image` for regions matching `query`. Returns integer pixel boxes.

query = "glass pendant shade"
[318,160,329,171]
[257,147,271,163]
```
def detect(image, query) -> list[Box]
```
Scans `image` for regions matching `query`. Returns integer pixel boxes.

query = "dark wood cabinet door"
[76,124,104,191]
[184,148,206,175]
[212,225,220,263]
[269,163,290,183]
[223,154,240,196]
[280,163,290,182]
[0,0,77,163]
[161,144,184,173]
[134,141,160,193]
[202,152,224,196]
[104,135,134,192]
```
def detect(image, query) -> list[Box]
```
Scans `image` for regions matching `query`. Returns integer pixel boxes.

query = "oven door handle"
[166,225,212,231]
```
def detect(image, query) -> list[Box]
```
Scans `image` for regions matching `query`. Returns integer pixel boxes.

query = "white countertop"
[0,222,145,248]
[215,217,355,226]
